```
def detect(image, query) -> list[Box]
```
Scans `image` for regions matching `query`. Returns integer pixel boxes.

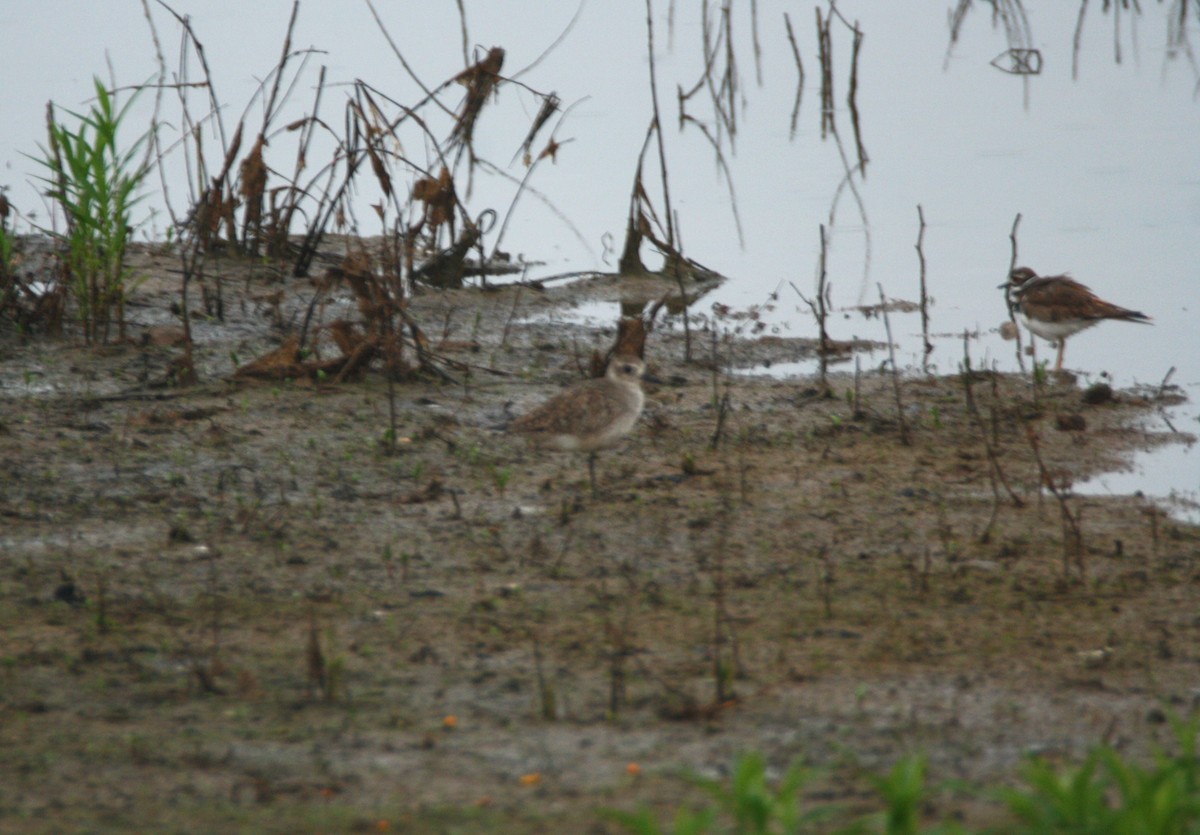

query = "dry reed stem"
[961,331,1023,544]
[877,282,911,445]
[1023,422,1086,581]
[1006,212,1028,375]
[916,204,932,371]
[784,12,806,138]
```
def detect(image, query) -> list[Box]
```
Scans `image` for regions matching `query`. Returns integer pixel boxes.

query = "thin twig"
[916,204,931,372]
[644,0,676,249]
[1024,422,1085,581]
[877,283,911,445]
[961,331,1023,545]
[784,12,805,138]
[1006,212,1028,375]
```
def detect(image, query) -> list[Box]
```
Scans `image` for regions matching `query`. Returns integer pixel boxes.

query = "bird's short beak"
[996,281,1008,290]
[641,371,664,385]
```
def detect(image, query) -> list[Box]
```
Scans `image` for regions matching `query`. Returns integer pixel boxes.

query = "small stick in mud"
[816,226,832,391]
[1024,423,1085,581]
[710,391,731,451]
[852,355,863,419]
[961,330,1023,544]
[876,283,911,445]
[790,224,833,396]
[916,204,932,372]
[708,500,740,705]
[1006,212,1028,375]
[501,286,522,350]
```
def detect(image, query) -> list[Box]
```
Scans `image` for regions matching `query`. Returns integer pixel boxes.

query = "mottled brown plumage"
[508,354,649,493]
[1002,266,1151,371]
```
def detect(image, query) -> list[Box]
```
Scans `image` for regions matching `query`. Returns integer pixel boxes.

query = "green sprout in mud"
[605,752,831,835]
[1033,359,1050,386]
[32,77,150,344]
[608,724,1200,834]
[490,464,513,495]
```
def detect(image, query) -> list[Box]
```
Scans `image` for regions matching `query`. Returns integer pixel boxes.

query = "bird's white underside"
[1018,313,1098,341]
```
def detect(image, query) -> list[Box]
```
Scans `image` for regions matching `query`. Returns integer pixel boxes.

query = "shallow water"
[2,2,1197,514]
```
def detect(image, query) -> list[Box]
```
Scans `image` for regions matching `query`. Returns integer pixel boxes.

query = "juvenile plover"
[508,354,651,494]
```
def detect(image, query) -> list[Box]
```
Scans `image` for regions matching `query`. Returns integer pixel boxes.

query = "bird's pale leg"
[1055,340,1066,372]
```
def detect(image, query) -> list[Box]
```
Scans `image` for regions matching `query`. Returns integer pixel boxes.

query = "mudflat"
[1,247,1195,832]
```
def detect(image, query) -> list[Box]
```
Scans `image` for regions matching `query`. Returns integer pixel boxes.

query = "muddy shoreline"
[1,247,1197,831]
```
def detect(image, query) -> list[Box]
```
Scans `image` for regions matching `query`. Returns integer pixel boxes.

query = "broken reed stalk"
[1156,365,1177,401]
[1006,212,1028,375]
[916,204,932,372]
[500,286,522,350]
[384,361,400,453]
[816,6,834,138]
[143,1,205,380]
[673,255,694,362]
[709,326,720,404]
[695,2,738,147]
[853,355,863,418]
[790,225,832,395]
[816,226,831,392]
[784,12,805,138]
[961,330,1023,543]
[1023,423,1085,581]
[843,12,868,171]
[710,392,731,451]
[492,109,569,260]
[268,63,328,258]
[643,0,676,250]
[876,283,911,445]
[706,286,731,449]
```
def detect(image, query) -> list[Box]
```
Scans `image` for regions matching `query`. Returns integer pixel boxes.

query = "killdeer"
[1001,267,1151,371]
[507,354,652,494]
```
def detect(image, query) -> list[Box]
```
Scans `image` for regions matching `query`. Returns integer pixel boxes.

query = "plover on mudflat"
[508,354,651,494]
[1001,266,1151,372]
